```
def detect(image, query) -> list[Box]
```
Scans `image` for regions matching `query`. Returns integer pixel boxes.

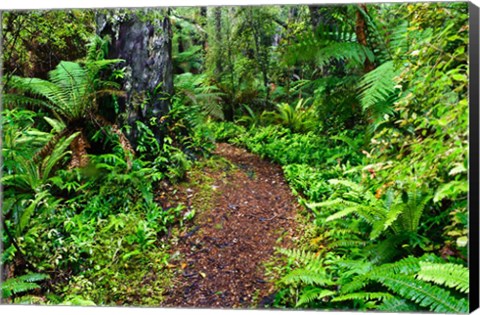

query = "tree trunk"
[214,7,223,76]
[199,7,208,50]
[96,10,173,150]
[355,4,375,73]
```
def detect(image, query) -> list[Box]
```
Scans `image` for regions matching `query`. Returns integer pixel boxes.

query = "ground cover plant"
[0,2,471,312]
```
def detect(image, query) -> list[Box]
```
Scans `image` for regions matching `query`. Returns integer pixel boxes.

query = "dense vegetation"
[1,2,470,312]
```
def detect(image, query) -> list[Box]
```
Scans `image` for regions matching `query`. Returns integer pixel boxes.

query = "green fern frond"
[327,179,364,192]
[376,296,418,312]
[366,236,401,264]
[2,273,49,299]
[416,262,469,293]
[369,273,468,313]
[86,35,110,61]
[340,274,371,294]
[1,93,50,108]
[369,255,423,275]
[306,198,357,211]
[296,288,335,307]
[328,239,367,249]
[388,21,409,56]
[284,31,373,68]
[282,268,332,286]
[278,248,321,266]
[332,292,394,302]
[358,60,400,112]
[325,206,357,222]
[316,42,374,68]
[398,187,431,232]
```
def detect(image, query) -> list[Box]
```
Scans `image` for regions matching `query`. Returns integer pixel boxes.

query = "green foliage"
[2,273,49,299]
[2,10,95,78]
[7,59,123,122]
[1,3,470,311]
[174,73,224,120]
[273,98,316,133]
[277,249,468,312]
[358,60,400,126]
[416,262,469,294]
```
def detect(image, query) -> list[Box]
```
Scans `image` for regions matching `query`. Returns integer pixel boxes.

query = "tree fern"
[316,42,374,68]
[284,30,374,69]
[6,53,128,167]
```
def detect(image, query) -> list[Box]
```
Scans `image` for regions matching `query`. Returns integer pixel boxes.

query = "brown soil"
[161,143,299,308]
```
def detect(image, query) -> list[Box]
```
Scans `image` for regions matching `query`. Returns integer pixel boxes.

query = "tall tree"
[96,9,173,150]
[213,7,223,77]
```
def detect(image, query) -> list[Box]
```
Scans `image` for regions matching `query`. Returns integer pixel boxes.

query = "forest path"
[161,143,300,308]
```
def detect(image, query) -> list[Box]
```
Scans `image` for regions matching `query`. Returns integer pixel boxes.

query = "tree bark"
[214,7,223,76]
[355,4,375,73]
[96,10,173,150]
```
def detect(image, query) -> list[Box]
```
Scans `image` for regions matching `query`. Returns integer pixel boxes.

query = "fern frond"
[332,292,394,302]
[416,262,469,293]
[376,296,418,312]
[358,60,400,112]
[316,42,374,68]
[278,248,321,267]
[306,198,357,211]
[328,239,367,249]
[388,21,409,56]
[282,268,332,286]
[328,179,364,192]
[284,32,373,68]
[340,274,371,294]
[366,236,401,264]
[296,288,335,307]
[1,273,49,299]
[41,132,80,180]
[1,93,50,108]
[369,273,468,313]
[325,206,357,222]
[398,187,431,232]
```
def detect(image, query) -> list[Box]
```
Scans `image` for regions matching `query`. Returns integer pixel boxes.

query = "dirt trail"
[161,143,299,308]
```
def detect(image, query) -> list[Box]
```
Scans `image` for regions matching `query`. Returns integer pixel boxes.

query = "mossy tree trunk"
[96,9,173,150]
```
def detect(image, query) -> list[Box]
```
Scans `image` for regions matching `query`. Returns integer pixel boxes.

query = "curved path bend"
[161,143,300,308]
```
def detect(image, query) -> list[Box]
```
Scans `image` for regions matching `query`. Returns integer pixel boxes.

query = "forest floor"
[160,143,300,308]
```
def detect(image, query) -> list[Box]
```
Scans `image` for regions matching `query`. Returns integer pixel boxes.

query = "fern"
[358,60,400,113]
[376,296,418,312]
[278,248,322,268]
[2,273,49,299]
[397,186,431,232]
[296,288,335,307]
[174,73,224,120]
[331,292,394,302]
[416,262,469,293]
[369,273,468,313]
[284,31,374,69]
[306,198,357,212]
[282,268,332,286]
[336,255,468,313]
[316,42,374,68]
